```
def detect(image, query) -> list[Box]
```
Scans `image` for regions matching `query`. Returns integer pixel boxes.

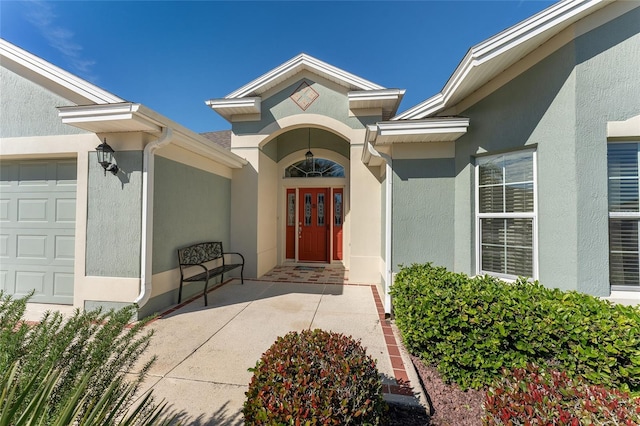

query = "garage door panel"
[55,162,77,185]
[0,199,9,221]
[17,198,48,222]
[0,234,8,257]
[55,198,75,222]
[0,159,76,304]
[16,235,47,259]
[53,273,73,297]
[15,271,46,296]
[54,235,74,260]
[17,162,50,186]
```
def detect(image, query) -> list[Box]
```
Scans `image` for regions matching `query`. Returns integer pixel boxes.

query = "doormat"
[295,266,325,271]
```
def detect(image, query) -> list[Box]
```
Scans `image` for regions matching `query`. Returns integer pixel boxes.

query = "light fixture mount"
[95,138,119,176]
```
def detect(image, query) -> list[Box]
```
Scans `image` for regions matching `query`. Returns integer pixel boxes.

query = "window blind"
[477,151,535,278]
[608,143,640,288]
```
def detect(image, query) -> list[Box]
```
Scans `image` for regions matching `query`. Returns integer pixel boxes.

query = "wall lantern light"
[95,138,119,176]
[305,128,314,165]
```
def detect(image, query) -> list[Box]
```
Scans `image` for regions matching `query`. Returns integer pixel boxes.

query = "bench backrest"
[178,242,224,266]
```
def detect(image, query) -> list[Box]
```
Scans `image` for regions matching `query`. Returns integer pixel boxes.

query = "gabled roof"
[206,53,404,122]
[0,38,125,105]
[225,53,384,99]
[394,0,615,121]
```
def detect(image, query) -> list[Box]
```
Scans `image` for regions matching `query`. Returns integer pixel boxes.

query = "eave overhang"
[393,0,611,121]
[348,89,406,120]
[204,97,262,122]
[57,102,247,169]
[362,117,470,166]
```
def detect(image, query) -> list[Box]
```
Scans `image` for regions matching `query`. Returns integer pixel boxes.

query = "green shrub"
[483,364,640,425]
[243,329,387,425]
[390,263,640,391]
[0,291,173,425]
[1,360,173,426]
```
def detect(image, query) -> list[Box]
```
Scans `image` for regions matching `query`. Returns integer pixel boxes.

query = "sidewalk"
[131,278,427,425]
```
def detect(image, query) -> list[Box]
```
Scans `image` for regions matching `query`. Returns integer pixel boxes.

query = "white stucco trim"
[257,114,356,148]
[224,53,384,99]
[0,38,124,105]
[205,97,261,122]
[348,89,405,120]
[607,114,640,138]
[362,118,469,165]
[394,0,611,120]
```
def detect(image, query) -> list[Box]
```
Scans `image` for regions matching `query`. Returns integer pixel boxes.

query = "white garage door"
[0,159,76,304]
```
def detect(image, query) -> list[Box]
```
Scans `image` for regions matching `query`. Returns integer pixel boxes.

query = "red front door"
[299,188,328,262]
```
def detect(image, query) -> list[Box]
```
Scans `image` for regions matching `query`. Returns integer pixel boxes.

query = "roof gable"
[225,53,384,99]
[0,38,124,106]
[207,53,404,122]
[394,0,618,121]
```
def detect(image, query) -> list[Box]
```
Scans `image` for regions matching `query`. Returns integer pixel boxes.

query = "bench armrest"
[223,252,245,264]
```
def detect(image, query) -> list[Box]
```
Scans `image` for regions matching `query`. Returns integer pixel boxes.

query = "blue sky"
[0,1,556,133]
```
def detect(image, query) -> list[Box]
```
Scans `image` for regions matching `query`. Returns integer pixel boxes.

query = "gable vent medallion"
[290,81,319,111]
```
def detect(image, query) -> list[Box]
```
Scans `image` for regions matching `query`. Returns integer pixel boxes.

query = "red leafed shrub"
[243,329,387,425]
[483,364,640,425]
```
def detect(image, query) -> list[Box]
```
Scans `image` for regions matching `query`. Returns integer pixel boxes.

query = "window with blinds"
[477,150,536,278]
[608,143,640,288]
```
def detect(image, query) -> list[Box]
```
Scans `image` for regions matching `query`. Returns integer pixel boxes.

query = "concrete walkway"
[132,277,426,425]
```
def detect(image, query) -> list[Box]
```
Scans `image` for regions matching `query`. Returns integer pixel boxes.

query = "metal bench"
[177,241,244,306]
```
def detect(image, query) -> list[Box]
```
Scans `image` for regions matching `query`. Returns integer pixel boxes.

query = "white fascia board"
[131,105,248,169]
[58,103,247,168]
[376,118,470,137]
[0,38,124,105]
[225,53,384,99]
[393,0,607,121]
[58,103,160,131]
[205,97,261,123]
[349,89,406,118]
[205,97,261,111]
[348,89,405,104]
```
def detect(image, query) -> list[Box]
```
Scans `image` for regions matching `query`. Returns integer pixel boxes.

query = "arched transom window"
[285,158,345,178]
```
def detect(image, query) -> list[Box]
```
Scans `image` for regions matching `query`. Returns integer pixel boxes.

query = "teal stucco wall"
[0,66,89,138]
[233,78,380,136]
[85,151,143,277]
[138,157,232,317]
[392,158,455,271]
[152,156,232,274]
[452,7,639,295]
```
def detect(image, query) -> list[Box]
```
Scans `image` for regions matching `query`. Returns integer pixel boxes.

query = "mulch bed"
[386,356,485,425]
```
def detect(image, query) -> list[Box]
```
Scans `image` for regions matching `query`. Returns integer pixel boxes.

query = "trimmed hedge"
[390,263,640,391]
[243,329,387,425]
[484,364,640,425]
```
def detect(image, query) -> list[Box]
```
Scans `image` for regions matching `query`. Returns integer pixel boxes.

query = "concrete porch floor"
[131,270,427,425]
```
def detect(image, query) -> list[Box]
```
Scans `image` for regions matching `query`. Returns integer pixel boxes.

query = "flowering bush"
[243,329,387,425]
[483,364,640,425]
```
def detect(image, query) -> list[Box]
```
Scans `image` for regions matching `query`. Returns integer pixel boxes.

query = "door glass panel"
[287,193,295,226]
[334,193,342,226]
[304,193,312,226]
[317,193,325,226]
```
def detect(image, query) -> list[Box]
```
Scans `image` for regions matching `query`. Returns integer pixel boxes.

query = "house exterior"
[0,39,247,318]
[1,0,638,319]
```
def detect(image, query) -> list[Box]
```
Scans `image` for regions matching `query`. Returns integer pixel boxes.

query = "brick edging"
[369,285,414,397]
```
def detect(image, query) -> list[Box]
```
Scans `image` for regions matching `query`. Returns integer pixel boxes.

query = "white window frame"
[475,149,539,280]
[607,141,640,291]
